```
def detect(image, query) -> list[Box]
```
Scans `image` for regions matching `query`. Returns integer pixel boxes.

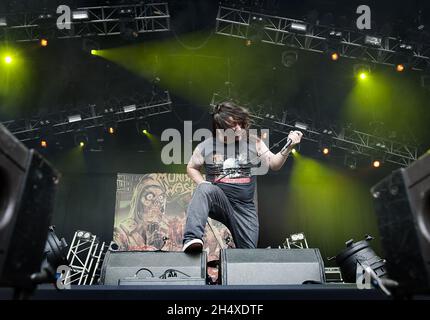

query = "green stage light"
[91,49,97,55]
[4,55,12,64]
[359,72,367,80]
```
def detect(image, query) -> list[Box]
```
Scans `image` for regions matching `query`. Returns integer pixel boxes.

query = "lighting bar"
[294,121,308,131]
[123,104,137,113]
[364,35,382,47]
[72,10,89,20]
[68,114,82,123]
[290,22,307,32]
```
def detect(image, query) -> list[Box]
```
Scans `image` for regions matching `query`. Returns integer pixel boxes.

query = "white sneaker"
[182,239,203,253]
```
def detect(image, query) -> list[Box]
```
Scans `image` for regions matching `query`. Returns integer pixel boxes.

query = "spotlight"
[372,160,381,168]
[396,64,405,72]
[344,155,357,170]
[40,140,48,148]
[136,120,150,135]
[245,39,252,47]
[108,127,115,135]
[292,148,297,154]
[364,35,382,47]
[123,104,137,113]
[294,121,308,131]
[40,38,48,47]
[72,10,89,20]
[74,132,89,148]
[322,147,330,155]
[335,235,387,283]
[290,22,307,33]
[91,49,97,55]
[399,42,414,52]
[354,64,371,80]
[330,52,339,61]
[68,114,82,123]
[281,50,298,68]
[328,30,343,40]
[4,56,12,64]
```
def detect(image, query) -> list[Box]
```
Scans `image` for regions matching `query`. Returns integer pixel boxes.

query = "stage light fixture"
[294,121,308,131]
[344,154,358,170]
[328,30,342,39]
[322,147,330,155]
[74,132,89,148]
[91,49,97,55]
[72,10,89,20]
[291,233,305,241]
[396,64,405,72]
[40,38,48,47]
[40,140,48,148]
[372,160,381,168]
[136,120,150,135]
[399,42,414,52]
[281,50,298,68]
[123,104,137,113]
[290,22,307,33]
[108,127,115,135]
[364,35,382,47]
[354,64,371,80]
[330,51,339,61]
[68,114,82,123]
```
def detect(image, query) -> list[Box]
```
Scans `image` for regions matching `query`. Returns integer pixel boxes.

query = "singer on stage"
[182,101,303,252]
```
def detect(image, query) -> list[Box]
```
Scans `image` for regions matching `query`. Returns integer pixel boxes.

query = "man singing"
[182,101,303,252]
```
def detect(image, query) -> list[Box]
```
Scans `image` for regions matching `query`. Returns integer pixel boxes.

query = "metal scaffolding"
[210,92,419,167]
[0,2,170,42]
[1,90,172,142]
[63,230,112,286]
[216,6,430,71]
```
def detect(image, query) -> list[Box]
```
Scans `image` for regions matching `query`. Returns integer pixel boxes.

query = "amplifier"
[100,250,207,285]
[219,248,325,285]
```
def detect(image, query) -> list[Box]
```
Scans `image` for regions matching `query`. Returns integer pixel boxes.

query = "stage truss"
[0,2,170,42]
[64,230,111,286]
[210,92,419,167]
[216,6,430,71]
[0,91,172,142]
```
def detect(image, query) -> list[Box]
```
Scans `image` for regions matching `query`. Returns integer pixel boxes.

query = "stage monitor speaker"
[0,123,59,288]
[371,152,430,293]
[99,251,207,285]
[219,248,325,285]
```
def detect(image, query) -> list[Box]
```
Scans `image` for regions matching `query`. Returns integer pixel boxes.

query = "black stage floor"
[0,284,389,300]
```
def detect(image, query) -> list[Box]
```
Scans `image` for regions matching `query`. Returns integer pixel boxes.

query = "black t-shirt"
[195,135,261,205]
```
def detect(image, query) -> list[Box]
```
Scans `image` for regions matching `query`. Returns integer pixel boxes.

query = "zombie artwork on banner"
[113,173,235,267]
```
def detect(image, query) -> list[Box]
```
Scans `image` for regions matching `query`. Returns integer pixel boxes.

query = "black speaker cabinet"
[219,248,325,285]
[0,123,59,288]
[371,153,430,293]
[100,251,207,285]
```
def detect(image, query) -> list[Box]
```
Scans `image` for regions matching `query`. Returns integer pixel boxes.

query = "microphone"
[280,138,292,154]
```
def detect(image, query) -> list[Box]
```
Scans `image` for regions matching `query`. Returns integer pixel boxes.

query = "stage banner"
[113,173,235,264]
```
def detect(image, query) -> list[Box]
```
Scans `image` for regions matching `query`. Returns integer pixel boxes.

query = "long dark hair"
[212,101,251,135]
